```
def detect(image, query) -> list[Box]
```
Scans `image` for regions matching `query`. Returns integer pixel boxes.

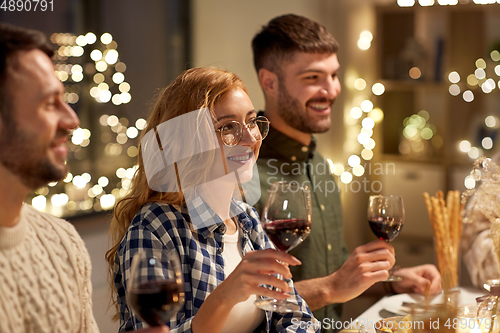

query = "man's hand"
[326,239,396,303]
[391,264,442,295]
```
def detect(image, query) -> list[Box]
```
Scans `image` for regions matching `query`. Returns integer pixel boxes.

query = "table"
[354,287,485,333]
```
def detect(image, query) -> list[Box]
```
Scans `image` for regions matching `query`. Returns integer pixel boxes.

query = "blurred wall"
[192,0,324,110]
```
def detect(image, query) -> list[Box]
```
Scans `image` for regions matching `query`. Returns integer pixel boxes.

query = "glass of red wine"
[128,249,185,327]
[367,195,405,282]
[254,181,312,313]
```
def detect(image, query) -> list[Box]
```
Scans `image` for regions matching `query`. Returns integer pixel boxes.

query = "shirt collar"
[187,195,253,238]
[257,111,316,163]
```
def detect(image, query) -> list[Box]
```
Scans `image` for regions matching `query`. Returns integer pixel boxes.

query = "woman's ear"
[258,68,279,98]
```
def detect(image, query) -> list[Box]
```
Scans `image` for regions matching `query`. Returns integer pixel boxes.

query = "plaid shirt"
[114,199,320,333]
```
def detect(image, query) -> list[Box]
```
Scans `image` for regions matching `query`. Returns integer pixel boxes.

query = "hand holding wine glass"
[367,195,405,282]
[255,181,312,313]
[128,249,185,327]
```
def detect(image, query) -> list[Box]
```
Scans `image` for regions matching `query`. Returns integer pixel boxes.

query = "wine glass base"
[254,298,300,313]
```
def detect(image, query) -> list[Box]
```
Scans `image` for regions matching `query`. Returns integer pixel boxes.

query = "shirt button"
[291,156,297,161]
[301,146,308,152]
[327,244,332,251]
[320,204,325,211]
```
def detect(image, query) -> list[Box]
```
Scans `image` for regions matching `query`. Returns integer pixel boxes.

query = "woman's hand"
[191,249,301,333]
[213,249,302,307]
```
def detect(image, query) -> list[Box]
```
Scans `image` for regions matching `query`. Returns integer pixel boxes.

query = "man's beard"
[0,117,69,190]
[276,78,332,134]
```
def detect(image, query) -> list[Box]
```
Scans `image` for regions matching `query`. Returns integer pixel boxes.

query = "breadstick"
[423,192,433,220]
[445,191,456,287]
[431,197,447,276]
[438,191,450,241]
[454,191,464,288]
[424,190,464,289]
[447,191,457,252]
[456,191,463,240]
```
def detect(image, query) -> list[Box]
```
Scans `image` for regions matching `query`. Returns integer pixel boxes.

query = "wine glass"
[254,181,312,313]
[127,249,185,327]
[367,195,405,282]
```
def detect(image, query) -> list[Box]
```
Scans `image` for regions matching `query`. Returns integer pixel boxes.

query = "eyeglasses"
[215,116,270,147]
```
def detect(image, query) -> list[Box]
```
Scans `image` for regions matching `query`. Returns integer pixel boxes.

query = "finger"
[421,265,441,280]
[244,249,302,266]
[409,275,434,295]
[412,278,430,295]
[429,276,442,294]
[358,240,395,255]
[359,260,393,273]
[364,269,390,283]
[227,269,292,294]
[256,274,292,292]
[358,249,395,266]
[235,270,292,293]
[242,258,293,279]
[256,286,291,300]
[400,265,441,294]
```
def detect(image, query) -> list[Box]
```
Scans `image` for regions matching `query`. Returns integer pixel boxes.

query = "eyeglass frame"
[214,116,270,147]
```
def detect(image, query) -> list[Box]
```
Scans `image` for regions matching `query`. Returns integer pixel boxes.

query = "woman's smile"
[227,149,254,165]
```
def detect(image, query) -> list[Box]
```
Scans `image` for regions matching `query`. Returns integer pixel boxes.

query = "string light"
[449,50,500,170]
[399,112,439,158]
[29,32,143,217]
[348,155,361,167]
[340,171,353,184]
[459,140,472,153]
[485,116,497,128]
[372,83,385,95]
[397,0,415,7]
[397,0,495,5]
[419,0,435,5]
[464,175,476,190]
[357,30,373,50]
[354,78,367,90]
[339,68,386,181]
[463,90,474,102]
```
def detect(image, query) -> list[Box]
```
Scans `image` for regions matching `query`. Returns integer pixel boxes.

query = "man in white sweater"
[0,22,168,333]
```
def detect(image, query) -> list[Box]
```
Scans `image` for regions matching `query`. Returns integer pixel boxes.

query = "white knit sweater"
[0,204,99,333]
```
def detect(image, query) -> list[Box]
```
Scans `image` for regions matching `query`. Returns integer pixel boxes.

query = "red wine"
[128,280,184,326]
[263,218,311,252]
[369,217,403,241]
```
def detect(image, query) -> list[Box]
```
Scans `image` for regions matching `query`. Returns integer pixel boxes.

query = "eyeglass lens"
[221,118,269,146]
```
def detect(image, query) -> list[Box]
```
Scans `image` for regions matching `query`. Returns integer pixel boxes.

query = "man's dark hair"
[252,14,339,76]
[0,22,54,120]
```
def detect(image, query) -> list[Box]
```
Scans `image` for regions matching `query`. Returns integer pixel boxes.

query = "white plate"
[379,288,486,316]
[379,293,430,315]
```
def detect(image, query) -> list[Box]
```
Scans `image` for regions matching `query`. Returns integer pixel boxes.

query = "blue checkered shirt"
[114,199,320,332]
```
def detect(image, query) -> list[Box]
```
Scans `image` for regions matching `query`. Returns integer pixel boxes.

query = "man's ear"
[258,68,279,98]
